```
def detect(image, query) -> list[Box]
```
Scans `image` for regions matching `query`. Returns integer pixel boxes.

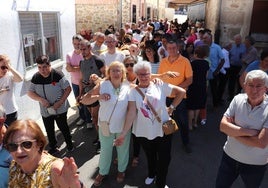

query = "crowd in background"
[1,16,268,188]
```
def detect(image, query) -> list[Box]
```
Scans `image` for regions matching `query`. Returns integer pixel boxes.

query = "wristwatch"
[169,104,176,110]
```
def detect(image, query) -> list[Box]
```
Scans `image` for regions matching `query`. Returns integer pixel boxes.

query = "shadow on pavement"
[46,101,268,188]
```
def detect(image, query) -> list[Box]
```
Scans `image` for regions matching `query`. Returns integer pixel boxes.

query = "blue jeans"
[216,151,267,188]
[72,83,92,123]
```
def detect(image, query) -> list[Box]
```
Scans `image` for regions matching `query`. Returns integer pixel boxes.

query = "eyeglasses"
[125,63,134,68]
[5,140,36,152]
[0,66,8,70]
[145,49,152,53]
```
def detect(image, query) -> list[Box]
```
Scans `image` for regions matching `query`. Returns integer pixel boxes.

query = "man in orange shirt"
[158,40,193,153]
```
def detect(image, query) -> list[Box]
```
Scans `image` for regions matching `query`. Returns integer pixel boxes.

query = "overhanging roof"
[168,0,207,5]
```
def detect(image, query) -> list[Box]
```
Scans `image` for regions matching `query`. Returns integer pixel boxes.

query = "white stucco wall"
[0,0,76,120]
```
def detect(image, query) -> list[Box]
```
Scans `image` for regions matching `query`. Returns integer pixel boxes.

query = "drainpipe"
[118,0,123,29]
[214,0,222,44]
[157,0,159,19]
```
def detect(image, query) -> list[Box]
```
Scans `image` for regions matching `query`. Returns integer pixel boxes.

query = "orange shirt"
[158,55,193,87]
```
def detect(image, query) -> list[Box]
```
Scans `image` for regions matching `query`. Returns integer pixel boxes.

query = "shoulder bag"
[99,98,119,137]
[135,87,179,135]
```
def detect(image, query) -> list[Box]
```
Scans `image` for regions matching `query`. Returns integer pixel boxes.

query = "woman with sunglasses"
[0,54,23,126]
[123,55,141,167]
[0,105,12,188]
[3,119,85,188]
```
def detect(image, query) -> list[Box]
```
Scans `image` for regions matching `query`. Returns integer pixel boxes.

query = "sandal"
[131,157,139,167]
[116,172,125,183]
[94,174,105,186]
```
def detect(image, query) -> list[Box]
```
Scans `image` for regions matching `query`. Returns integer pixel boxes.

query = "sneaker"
[200,119,206,126]
[145,177,155,185]
[48,147,60,155]
[77,119,84,126]
[86,123,93,129]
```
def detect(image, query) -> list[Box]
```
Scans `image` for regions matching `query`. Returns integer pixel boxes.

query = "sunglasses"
[125,63,134,68]
[0,66,8,70]
[5,140,36,152]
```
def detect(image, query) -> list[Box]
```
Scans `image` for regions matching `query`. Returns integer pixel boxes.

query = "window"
[132,5,136,23]
[19,12,61,69]
[147,7,151,20]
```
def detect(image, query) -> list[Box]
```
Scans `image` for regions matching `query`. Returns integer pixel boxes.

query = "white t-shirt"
[0,72,18,114]
[100,51,125,67]
[220,48,230,74]
[98,80,130,133]
[129,82,172,140]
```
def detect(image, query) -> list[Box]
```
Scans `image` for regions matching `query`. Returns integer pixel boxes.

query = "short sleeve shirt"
[158,55,193,87]
[223,94,268,165]
[129,82,172,140]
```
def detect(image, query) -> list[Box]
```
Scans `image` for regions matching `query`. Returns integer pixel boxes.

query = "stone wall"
[75,0,166,33]
[205,0,222,36]
[219,0,254,44]
[76,3,119,33]
[204,0,254,44]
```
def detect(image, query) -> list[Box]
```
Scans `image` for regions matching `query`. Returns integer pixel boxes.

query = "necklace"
[113,84,121,96]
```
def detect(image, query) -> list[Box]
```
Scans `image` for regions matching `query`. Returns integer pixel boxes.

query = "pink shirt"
[66,50,83,85]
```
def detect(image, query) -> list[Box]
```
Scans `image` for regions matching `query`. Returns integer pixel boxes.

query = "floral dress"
[8,153,57,188]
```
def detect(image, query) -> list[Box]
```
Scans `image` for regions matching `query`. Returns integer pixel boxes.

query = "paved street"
[49,97,268,188]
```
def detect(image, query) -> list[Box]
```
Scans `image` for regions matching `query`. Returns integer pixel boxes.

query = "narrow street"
[51,97,268,188]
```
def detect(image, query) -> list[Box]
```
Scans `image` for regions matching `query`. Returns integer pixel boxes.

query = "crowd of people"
[0,16,268,188]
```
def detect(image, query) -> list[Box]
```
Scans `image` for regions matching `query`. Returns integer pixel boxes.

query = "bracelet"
[169,104,176,110]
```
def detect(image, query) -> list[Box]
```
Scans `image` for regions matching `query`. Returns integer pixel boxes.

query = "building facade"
[0,0,76,120]
[188,0,268,49]
[75,0,167,32]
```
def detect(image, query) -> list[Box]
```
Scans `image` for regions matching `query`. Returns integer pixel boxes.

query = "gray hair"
[133,60,152,74]
[96,32,105,38]
[80,39,91,48]
[245,70,268,87]
[106,34,118,42]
